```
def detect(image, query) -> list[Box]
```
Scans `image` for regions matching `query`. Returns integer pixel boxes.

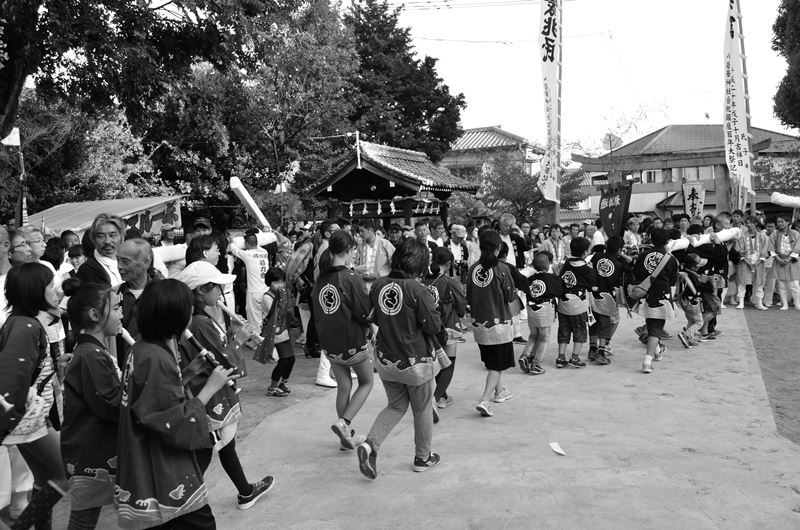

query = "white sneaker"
[492,388,513,403]
[315,375,337,388]
[476,401,493,417]
[736,302,744,309]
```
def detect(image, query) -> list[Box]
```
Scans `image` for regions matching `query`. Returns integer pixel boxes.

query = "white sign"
[682,182,706,217]
[723,0,752,193]
[538,0,562,204]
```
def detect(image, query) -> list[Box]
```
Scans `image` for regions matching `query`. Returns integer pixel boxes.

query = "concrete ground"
[200,309,800,529]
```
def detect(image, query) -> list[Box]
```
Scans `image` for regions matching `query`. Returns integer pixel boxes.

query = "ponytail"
[478,229,501,269]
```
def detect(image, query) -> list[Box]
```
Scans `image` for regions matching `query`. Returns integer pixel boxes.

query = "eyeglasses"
[11,242,30,249]
[26,239,43,245]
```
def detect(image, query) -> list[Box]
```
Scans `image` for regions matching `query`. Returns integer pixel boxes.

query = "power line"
[414,31,605,45]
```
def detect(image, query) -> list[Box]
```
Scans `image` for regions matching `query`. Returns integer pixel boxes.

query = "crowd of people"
[0,205,798,529]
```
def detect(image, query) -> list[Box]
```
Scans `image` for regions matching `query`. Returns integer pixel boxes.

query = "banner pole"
[736,0,756,215]
[553,0,563,225]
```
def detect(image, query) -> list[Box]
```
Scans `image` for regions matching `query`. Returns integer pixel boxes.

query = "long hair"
[319,230,355,275]
[478,229,501,269]
[428,247,454,277]
[391,238,430,278]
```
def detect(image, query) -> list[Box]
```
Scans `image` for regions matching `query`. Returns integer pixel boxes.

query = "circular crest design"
[562,271,577,289]
[529,279,546,298]
[596,258,615,278]
[426,285,440,307]
[472,265,494,288]
[645,252,664,274]
[378,282,403,316]
[318,284,341,315]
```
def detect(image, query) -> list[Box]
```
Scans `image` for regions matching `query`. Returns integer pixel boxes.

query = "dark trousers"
[150,505,215,529]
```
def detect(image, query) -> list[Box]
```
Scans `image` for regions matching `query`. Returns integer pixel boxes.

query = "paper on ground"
[549,442,566,456]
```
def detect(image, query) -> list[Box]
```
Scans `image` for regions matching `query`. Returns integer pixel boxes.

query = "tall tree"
[773,1,800,130]
[346,0,465,162]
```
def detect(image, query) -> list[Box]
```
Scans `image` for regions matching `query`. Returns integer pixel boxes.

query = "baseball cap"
[244,228,260,237]
[389,223,403,232]
[193,217,211,229]
[175,261,236,291]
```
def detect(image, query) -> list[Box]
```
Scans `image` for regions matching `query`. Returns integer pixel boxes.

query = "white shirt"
[94,250,123,287]
[0,274,7,328]
[229,246,270,294]
[427,235,443,247]
[500,233,513,256]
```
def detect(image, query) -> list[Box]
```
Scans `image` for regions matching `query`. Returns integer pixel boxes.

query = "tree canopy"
[773,0,800,130]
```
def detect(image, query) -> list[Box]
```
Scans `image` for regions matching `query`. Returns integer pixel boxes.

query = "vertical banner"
[724,0,752,195]
[538,0,562,204]
[598,184,632,238]
[682,182,706,217]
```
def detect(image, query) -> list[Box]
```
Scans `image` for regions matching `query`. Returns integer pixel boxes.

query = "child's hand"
[591,286,598,292]
[205,366,239,394]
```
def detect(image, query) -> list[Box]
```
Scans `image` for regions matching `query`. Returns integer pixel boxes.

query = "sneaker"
[315,375,338,388]
[639,333,649,345]
[604,344,614,356]
[555,356,569,369]
[634,325,646,338]
[518,355,531,374]
[237,476,275,510]
[357,441,378,480]
[436,395,454,409]
[698,333,716,342]
[593,350,610,365]
[332,419,355,449]
[530,362,546,375]
[654,344,666,361]
[642,362,653,374]
[661,330,673,339]
[677,332,690,349]
[567,356,586,368]
[688,339,700,347]
[278,382,291,394]
[587,346,598,363]
[476,401,493,417]
[266,386,288,397]
[340,430,365,451]
[413,452,441,472]
[493,388,513,403]
[513,336,527,345]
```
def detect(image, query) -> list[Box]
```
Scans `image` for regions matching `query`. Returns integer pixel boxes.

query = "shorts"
[557,312,588,344]
[528,325,552,342]
[478,343,515,371]
[645,318,666,339]
[589,313,613,340]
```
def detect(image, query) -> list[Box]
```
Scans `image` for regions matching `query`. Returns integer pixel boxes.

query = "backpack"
[626,252,671,301]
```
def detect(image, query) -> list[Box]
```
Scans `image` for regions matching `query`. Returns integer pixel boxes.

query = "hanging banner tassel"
[390,201,396,215]
[349,203,354,217]
[377,202,382,215]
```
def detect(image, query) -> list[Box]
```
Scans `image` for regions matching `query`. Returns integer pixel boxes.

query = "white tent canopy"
[28,196,183,237]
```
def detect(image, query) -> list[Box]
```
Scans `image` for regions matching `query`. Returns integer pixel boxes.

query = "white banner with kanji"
[682,182,706,217]
[724,0,752,192]
[538,0,562,204]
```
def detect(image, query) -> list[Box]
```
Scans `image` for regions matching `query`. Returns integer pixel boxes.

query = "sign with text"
[724,0,752,194]
[538,0,562,204]
[599,184,632,238]
[125,198,182,237]
[682,182,706,217]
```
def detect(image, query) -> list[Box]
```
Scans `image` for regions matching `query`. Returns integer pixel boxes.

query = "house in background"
[573,124,799,218]
[440,126,545,180]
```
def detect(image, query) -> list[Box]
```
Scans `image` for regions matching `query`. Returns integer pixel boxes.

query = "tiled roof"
[450,126,543,152]
[359,141,478,192]
[657,188,796,208]
[559,208,593,222]
[599,125,797,159]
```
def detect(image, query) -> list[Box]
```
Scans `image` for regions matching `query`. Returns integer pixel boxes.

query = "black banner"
[598,184,632,238]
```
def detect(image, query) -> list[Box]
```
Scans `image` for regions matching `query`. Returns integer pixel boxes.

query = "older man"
[116,238,153,366]
[356,220,394,285]
[498,212,528,268]
[76,213,126,287]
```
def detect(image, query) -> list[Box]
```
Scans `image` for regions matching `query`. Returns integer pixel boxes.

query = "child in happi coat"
[518,252,562,375]
[556,237,597,369]
[116,279,239,529]
[61,281,123,529]
[258,268,295,397]
[588,236,632,365]
[674,254,708,347]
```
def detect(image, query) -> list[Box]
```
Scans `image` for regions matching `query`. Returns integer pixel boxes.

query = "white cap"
[175,261,236,290]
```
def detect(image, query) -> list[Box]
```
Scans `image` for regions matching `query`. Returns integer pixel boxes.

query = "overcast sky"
[395,0,793,151]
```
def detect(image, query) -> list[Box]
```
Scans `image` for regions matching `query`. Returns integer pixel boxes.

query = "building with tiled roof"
[305,140,478,225]
[440,126,545,181]
[573,124,799,217]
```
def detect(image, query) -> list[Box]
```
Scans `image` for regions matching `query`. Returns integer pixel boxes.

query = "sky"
[395,0,794,152]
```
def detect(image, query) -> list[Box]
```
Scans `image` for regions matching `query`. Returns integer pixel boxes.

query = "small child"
[257,268,295,397]
[685,254,720,341]
[498,242,530,344]
[556,237,597,368]
[588,236,631,365]
[675,256,704,348]
[519,252,562,375]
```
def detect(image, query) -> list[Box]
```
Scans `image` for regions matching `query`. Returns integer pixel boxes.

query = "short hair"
[6,262,54,317]
[429,247,454,276]
[668,228,682,240]
[569,236,591,257]
[533,253,551,272]
[389,223,403,232]
[137,279,193,342]
[68,244,85,258]
[765,217,778,226]
[569,223,580,230]
[61,230,78,242]
[429,218,444,229]
[336,217,350,228]
[595,219,603,229]
[606,236,624,254]
[549,223,562,233]
[359,220,376,232]
[319,219,338,236]
[732,209,745,217]
[745,215,759,225]
[687,224,704,236]
[414,219,429,229]
[244,233,258,246]
[717,211,732,220]
[391,238,430,277]
[264,267,286,285]
[672,213,690,223]
[65,280,115,332]
[89,213,125,241]
[120,238,153,267]
[776,212,791,222]
[185,234,217,266]
[500,212,516,225]
[328,230,356,256]
[650,228,669,247]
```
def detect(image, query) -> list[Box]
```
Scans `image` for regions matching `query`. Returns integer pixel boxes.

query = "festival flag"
[723,0,753,194]
[538,0,562,204]
[682,182,706,218]
[1,127,20,147]
[598,184,632,238]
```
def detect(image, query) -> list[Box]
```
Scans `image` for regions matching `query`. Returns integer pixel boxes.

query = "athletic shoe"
[413,452,441,472]
[604,344,614,356]
[642,362,653,374]
[513,336,527,345]
[587,346,598,363]
[476,401,493,417]
[567,356,586,368]
[698,333,716,341]
[661,330,673,339]
[530,362,546,375]
[654,344,666,361]
[278,382,291,394]
[639,334,649,345]
[593,350,611,365]
[677,332,690,349]
[493,388,513,403]
[340,430,365,451]
[332,419,355,449]
[357,441,378,480]
[266,386,288,397]
[518,355,531,374]
[237,476,274,510]
[555,356,569,369]
[634,326,646,338]
[436,396,454,409]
